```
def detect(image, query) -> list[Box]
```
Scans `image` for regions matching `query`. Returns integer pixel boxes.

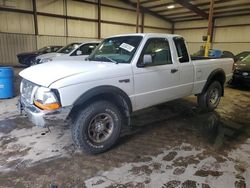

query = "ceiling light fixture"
[167,4,175,9]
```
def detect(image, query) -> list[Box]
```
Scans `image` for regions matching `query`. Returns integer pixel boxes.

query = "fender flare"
[201,68,226,94]
[73,85,132,113]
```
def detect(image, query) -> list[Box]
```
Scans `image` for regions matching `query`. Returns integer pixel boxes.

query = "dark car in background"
[235,51,250,61]
[17,46,62,66]
[221,51,236,62]
[231,54,250,85]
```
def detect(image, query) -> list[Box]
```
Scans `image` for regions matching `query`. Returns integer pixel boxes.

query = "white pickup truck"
[19,33,233,154]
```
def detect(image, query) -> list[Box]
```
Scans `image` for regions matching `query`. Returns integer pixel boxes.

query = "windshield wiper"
[94,56,118,64]
[103,56,118,64]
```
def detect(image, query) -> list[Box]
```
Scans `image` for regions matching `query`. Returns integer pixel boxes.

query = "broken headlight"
[34,87,60,110]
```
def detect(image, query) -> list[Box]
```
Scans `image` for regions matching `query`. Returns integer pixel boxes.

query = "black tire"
[197,81,222,112]
[72,101,122,154]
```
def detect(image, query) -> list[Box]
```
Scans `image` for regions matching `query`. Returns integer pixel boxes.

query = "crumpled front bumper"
[18,97,72,127]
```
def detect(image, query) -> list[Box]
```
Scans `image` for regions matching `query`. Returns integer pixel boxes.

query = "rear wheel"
[197,81,222,111]
[71,101,122,154]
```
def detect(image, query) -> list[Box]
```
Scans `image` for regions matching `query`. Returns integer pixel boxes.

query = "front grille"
[20,79,38,104]
[235,70,250,76]
[234,70,241,75]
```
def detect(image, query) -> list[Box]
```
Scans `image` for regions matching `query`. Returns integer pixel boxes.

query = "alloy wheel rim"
[209,87,219,105]
[88,113,114,144]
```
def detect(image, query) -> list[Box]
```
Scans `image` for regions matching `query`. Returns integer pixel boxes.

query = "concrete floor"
[0,68,249,188]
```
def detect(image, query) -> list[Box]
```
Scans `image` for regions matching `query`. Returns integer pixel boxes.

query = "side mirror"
[143,54,153,66]
[177,56,183,61]
[76,50,82,55]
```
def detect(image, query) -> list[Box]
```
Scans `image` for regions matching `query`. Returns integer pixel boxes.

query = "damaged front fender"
[19,97,72,128]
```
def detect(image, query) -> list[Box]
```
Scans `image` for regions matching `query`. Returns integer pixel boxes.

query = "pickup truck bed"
[191,56,219,60]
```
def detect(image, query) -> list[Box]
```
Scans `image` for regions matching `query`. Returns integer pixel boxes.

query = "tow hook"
[17,99,23,115]
[46,125,51,133]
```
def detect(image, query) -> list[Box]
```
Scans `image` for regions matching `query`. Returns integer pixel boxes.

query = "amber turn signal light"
[34,101,60,110]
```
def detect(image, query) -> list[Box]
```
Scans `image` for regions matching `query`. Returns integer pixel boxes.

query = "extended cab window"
[173,37,190,63]
[139,38,172,66]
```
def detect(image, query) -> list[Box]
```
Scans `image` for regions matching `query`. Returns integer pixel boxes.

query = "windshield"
[236,52,250,61]
[242,54,250,63]
[57,43,81,54]
[37,47,49,53]
[88,36,143,63]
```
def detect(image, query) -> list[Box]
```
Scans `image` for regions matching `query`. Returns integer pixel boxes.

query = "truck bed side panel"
[192,58,233,94]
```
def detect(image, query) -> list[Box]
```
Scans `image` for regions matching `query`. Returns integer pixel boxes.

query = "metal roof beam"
[121,0,172,23]
[140,0,161,5]
[173,0,208,19]
[157,0,234,14]
[160,1,250,16]
[147,2,176,9]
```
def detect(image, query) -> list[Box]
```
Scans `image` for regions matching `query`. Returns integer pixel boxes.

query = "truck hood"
[55,55,89,61]
[19,60,128,87]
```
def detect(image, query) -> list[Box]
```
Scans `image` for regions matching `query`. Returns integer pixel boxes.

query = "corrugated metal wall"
[0,33,36,66]
[175,15,250,55]
[0,33,101,66]
[212,16,250,53]
[1,0,250,66]
[36,35,101,49]
[36,35,66,48]
[0,0,171,66]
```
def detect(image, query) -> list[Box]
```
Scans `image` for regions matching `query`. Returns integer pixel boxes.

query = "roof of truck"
[108,33,182,38]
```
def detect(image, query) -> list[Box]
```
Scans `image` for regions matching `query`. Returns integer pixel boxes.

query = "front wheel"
[71,101,122,154]
[197,81,222,112]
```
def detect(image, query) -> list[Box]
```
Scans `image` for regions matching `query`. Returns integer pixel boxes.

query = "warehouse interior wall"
[0,0,171,66]
[174,15,250,55]
[1,0,249,66]
[213,15,250,54]
[174,20,207,55]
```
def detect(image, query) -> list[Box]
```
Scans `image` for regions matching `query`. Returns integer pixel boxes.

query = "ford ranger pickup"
[18,33,234,154]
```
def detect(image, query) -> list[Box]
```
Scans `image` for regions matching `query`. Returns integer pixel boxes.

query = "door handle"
[119,79,130,83]
[171,69,178,73]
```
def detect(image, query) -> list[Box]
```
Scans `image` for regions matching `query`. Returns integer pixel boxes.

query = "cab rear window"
[173,37,190,63]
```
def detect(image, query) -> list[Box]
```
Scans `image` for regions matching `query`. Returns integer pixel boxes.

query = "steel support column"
[136,0,140,33]
[204,0,215,57]
[98,0,101,39]
[171,22,175,34]
[32,0,38,36]
[141,11,144,33]
[64,0,68,42]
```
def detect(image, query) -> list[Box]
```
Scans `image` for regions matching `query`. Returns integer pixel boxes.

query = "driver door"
[133,38,180,110]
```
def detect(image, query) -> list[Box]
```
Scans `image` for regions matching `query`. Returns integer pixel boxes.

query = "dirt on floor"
[0,72,249,188]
